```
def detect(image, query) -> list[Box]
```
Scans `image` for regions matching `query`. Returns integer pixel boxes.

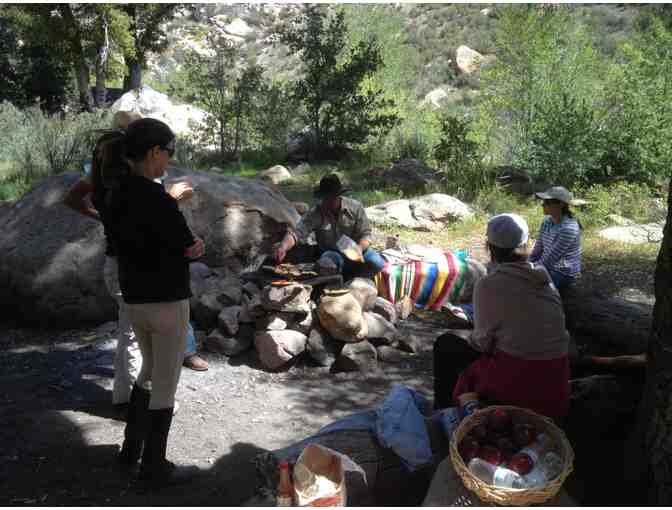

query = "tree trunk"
[58,4,94,112]
[94,56,106,108]
[124,59,143,91]
[75,61,94,112]
[638,178,672,504]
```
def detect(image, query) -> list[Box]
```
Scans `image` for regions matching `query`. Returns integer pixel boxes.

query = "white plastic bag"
[336,235,364,263]
[293,444,366,507]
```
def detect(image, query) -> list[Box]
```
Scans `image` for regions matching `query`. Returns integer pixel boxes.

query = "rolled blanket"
[375,249,468,310]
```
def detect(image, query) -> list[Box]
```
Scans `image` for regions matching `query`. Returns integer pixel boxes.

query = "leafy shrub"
[577,182,660,227]
[0,102,109,197]
[434,114,493,200]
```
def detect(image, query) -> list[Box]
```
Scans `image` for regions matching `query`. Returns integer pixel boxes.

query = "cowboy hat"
[313,174,351,199]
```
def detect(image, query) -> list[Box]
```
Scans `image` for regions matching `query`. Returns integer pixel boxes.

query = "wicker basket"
[449,405,574,506]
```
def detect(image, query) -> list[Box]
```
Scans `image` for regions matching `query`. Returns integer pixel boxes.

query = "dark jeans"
[433,332,481,410]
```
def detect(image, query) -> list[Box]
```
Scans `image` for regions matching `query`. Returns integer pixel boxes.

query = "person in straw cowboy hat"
[530,186,583,292]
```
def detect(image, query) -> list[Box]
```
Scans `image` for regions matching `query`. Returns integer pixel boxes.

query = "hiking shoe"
[182,354,209,371]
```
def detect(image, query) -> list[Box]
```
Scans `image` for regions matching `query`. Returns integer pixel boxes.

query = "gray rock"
[294,309,315,335]
[162,167,300,273]
[242,281,261,297]
[395,333,421,354]
[218,306,241,336]
[410,194,473,225]
[376,345,404,363]
[193,292,224,331]
[242,292,266,320]
[386,159,440,193]
[216,278,243,306]
[606,214,635,227]
[255,330,307,370]
[0,169,299,325]
[363,312,397,345]
[256,313,293,331]
[598,223,664,244]
[306,325,343,367]
[206,328,252,356]
[372,297,398,325]
[366,193,472,231]
[346,278,378,312]
[395,295,414,321]
[293,202,310,215]
[332,341,378,373]
[260,165,292,185]
[261,283,312,313]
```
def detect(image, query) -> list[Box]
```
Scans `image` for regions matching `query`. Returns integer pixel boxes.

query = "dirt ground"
[0,313,448,506]
[0,244,657,506]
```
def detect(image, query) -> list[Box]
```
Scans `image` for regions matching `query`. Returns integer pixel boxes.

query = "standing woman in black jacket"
[103,118,204,488]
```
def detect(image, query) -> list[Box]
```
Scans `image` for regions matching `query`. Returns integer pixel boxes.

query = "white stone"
[259,165,292,184]
[111,86,209,138]
[598,223,664,244]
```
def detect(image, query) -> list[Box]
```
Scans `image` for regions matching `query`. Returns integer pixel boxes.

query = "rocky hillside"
[146,3,641,106]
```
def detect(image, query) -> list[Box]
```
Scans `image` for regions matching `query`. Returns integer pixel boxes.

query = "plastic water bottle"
[522,452,563,489]
[468,458,526,489]
[517,433,553,465]
[458,392,480,420]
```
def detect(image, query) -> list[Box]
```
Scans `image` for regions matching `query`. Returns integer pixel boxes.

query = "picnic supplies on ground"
[336,235,364,263]
[293,444,366,506]
[450,405,574,505]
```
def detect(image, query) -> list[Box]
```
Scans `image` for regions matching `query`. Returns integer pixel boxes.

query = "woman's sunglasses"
[542,199,561,206]
[160,138,176,157]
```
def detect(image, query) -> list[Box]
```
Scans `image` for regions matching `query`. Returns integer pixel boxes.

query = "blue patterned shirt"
[529,216,582,277]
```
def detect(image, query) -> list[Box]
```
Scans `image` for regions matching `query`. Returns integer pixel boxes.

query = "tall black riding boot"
[119,384,150,469]
[139,407,201,489]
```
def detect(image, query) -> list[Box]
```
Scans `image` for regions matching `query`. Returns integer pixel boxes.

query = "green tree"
[120,4,179,91]
[0,6,75,111]
[181,31,237,157]
[251,81,301,157]
[280,5,399,155]
[601,16,672,185]
[477,5,605,185]
[434,115,490,199]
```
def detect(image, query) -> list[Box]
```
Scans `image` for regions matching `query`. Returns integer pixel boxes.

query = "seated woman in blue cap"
[433,213,570,421]
[273,174,386,281]
[529,186,583,292]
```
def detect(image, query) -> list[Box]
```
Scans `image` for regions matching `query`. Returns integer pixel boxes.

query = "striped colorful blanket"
[374,249,468,310]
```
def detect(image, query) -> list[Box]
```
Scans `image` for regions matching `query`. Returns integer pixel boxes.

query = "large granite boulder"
[366,194,472,231]
[0,169,299,325]
[111,86,209,138]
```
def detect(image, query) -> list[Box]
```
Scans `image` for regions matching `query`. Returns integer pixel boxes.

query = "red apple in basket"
[471,424,489,441]
[508,452,534,476]
[478,445,503,466]
[458,437,480,463]
[495,436,516,455]
[488,408,512,432]
[512,423,538,448]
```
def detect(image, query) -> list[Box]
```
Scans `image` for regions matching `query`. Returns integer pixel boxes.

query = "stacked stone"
[190,262,418,372]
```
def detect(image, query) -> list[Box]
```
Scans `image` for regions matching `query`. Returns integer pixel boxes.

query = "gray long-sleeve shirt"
[470,262,569,360]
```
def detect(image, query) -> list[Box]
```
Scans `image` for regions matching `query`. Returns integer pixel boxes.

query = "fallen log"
[561,285,652,356]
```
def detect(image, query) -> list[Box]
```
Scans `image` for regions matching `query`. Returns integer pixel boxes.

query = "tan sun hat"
[535,186,586,206]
